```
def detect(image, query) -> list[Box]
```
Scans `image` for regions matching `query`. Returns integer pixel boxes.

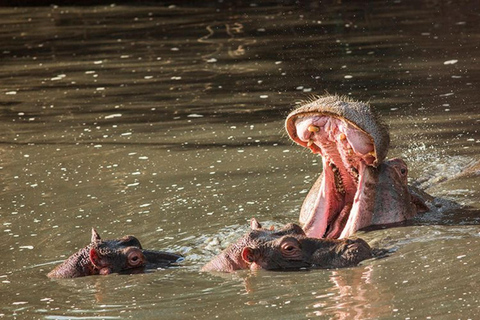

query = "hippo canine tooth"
[307,125,320,133]
[307,139,314,147]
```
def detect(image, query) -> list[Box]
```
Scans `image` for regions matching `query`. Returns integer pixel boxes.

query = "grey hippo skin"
[285,95,430,239]
[48,228,183,278]
[202,218,372,272]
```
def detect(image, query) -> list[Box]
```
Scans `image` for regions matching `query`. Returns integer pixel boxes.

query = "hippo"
[285,95,430,239]
[48,228,183,278]
[202,218,372,272]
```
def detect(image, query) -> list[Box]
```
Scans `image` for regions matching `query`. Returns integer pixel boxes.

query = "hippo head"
[88,229,147,275]
[285,95,427,238]
[241,233,372,271]
[48,228,183,278]
[202,218,372,272]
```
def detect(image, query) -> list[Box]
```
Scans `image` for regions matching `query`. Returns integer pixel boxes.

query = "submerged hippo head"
[242,235,372,270]
[285,95,428,239]
[48,228,183,278]
[202,218,372,272]
[201,218,305,272]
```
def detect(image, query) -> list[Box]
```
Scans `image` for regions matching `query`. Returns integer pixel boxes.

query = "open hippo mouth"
[285,96,392,239]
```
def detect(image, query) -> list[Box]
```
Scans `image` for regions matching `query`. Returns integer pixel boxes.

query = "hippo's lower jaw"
[286,96,427,239]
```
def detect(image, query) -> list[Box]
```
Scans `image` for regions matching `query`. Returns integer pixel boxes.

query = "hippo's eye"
[127,250,145,267]
[400,168,406,175]
[280,239,300,258]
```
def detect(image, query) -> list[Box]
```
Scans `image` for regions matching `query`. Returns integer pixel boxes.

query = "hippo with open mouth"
[285,95,429,239]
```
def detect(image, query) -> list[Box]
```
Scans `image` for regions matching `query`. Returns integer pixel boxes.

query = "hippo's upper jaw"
[286,95,423,239]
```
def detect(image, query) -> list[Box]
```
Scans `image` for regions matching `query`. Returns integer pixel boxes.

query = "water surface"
[1,1,479,319]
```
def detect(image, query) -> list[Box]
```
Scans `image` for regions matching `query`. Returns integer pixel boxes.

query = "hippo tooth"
[339,133,346,141]
[307,139,314,147]
[351,167,359,182]
[307,125,320,133]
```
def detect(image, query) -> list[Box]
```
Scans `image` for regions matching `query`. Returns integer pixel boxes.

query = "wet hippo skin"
[285,95,431,239]
[48,228,183,278]
[202,218,372,272]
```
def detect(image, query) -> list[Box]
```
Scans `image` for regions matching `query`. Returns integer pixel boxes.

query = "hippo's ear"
[91,228,101,243]
[250,218,262,230]
[89,247,103,268]
[241,247,256,263]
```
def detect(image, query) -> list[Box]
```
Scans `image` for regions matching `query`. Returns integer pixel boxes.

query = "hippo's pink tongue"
[286,111,381,239]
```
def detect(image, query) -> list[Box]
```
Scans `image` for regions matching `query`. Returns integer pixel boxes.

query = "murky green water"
[1,1,479,319]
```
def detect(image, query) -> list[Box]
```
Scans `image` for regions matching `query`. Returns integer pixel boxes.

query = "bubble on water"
[5,91,17,95]
[105,113,122,119]
[344,75,353,79]
[187,114,203,118]
[50,74,66,81]
[443,59,458,65]
[206,58,217,63]
[439,92,454,97]
[260,95,268,98]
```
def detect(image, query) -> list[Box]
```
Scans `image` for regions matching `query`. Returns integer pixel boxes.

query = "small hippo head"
[202,218,372,273]
[241,235,312,270]
[88,229,147,275]
[240,233,372,271]
[48,228,183,278]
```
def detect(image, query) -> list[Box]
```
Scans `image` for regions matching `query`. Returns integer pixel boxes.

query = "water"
[1,1,479,319]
